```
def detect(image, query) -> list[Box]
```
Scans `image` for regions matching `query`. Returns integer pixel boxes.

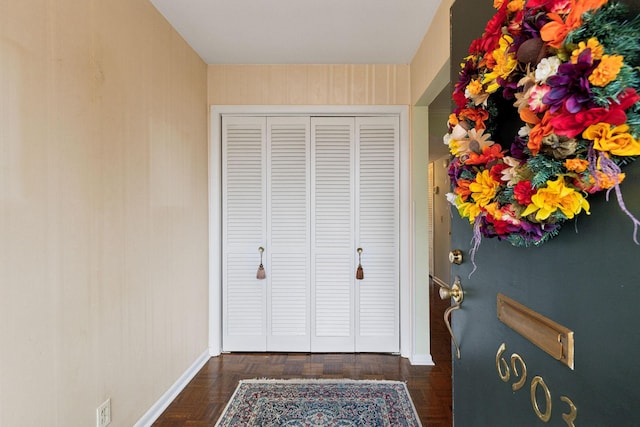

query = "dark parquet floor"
[152,279,452,426]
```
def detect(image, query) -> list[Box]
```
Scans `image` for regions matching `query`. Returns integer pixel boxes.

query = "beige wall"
[408,0,453,361]
[410,0,453,106]
[208,64,410,105]
[0,1,208,426]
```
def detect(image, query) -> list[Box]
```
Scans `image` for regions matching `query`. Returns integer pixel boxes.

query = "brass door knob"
[448,249,463,265]
[438,278,463,304]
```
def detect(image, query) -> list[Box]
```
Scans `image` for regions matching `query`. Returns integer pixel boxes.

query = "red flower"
[551,88,640,138]
[490,163,510,182]
[491,217,517,236]
[507,10,524,36]
[452,88,468,109]
[469,1,509,55]
[513,180,535,206]
[524,0,556,10]
[571,176,597,194]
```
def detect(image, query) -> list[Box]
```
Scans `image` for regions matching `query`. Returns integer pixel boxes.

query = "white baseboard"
[134,350,211,427]
[410,353,434,366]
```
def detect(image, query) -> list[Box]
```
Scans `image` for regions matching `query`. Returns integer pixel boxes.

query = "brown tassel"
[256,263,266,280]
[356,247,364,280]
[256,246,266,280]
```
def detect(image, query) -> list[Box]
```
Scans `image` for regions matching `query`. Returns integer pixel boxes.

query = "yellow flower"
[458,201,482,223]
[467,79,483,96]
[564,158,589,173]
[507,0,525,12]
[521,178,590,221]
[466,79,490,106]
[493,0,505,8]
[448,113,459,127]
[449,139,464,156]
[570,38,604,63]
[469,170,500,207]
[484,202,503,220]
[589,54,624,87]
[482,35,518,93]
[583,123,640,156]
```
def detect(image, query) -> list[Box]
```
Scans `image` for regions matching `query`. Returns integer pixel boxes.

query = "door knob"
[433,276,464,359]
[448,249,463,265]
[438,278,463,303]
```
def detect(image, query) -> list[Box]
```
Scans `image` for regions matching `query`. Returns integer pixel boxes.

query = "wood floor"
[152,280,452,426]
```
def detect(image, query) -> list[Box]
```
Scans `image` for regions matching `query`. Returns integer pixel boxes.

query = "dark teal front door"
[448,0,640,425]
[450,162,640,426]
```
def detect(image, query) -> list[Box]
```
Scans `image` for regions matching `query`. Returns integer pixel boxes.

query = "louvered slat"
[269,120,309,248]
[225,123,264,248]
[226,254,264,335]
[269,254,307,335]
[313,122,353,248]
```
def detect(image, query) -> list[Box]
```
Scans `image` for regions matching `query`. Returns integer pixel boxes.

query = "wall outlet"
[97,398,111,427]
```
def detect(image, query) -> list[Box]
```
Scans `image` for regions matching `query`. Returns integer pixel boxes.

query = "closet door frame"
[210,105,415,360]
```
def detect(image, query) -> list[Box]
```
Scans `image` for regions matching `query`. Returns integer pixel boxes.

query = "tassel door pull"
[256,246,266,280]
[356,247,364,280]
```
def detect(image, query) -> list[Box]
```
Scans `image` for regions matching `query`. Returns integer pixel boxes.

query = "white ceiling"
[150,0,443,64]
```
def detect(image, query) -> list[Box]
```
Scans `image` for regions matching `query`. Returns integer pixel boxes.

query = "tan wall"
[410,0,454,106]
[208,64,410,105]
[408,0,453,359]
[0,1,208,426]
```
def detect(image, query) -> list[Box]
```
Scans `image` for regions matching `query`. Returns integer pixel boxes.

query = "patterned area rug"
[214,379,422,426]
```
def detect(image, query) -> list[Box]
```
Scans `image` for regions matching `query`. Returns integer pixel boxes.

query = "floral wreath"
[446,0,640,256]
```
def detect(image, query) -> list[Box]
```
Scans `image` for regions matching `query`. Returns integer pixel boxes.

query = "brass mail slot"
[497,293,574,369]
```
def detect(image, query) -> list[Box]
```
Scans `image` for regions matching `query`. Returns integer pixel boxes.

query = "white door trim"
[209,105,415,360]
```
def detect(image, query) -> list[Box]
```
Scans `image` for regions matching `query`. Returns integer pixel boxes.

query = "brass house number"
[496,343,578,426]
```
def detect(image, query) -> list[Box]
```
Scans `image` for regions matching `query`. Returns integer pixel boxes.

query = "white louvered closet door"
[222,115,399,353]
[355,116,399,353]
[310,117,356,352]
[222,116,267,351]
[266,117,311,351]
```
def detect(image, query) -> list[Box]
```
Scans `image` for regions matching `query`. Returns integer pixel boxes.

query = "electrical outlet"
[97,398,111,427]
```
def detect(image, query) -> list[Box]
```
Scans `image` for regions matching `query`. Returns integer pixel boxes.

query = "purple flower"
[447,157,463,185]
[543,49,595,113]
[499,77,520,100]
[519,221,559,244]
[455,58,478,96]
[510,135,528,159]
[521,7,550,37]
